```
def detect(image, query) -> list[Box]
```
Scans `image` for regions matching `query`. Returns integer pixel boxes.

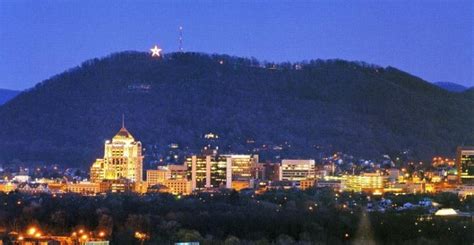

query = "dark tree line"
[0,189,472,244]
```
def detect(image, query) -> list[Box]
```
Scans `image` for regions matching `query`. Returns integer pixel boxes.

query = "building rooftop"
[112,127,135,141]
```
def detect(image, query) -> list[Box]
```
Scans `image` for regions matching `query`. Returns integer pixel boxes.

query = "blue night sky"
[0,0,472,90]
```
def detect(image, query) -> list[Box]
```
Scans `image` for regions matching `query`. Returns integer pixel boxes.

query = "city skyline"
[0,2,472,243]
[0,0,472,90]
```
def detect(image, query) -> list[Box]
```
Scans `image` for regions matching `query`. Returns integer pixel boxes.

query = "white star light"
[150,45,162,57]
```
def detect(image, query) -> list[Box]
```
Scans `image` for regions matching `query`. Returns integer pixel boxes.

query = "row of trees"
[0,189,472,244]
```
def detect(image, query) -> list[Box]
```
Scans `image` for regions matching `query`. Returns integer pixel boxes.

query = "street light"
[80,234,89,241]
[134,231,148,245]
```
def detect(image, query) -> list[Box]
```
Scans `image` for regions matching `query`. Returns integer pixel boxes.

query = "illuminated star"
[150,45,162,57]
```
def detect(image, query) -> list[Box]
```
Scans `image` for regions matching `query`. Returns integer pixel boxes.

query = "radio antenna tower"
[178,26,184,52]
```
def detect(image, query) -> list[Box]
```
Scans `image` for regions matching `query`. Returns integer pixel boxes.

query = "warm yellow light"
[27,227,37,236]
[18,235,24,240]
[81,234,88,240]
[99,231,105,237]
[79,229,84,234]
[34,233,41,238]
[134,231,147,240]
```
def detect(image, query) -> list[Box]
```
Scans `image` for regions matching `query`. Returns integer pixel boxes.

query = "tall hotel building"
[90,124,143,183]
[457,146,474,185]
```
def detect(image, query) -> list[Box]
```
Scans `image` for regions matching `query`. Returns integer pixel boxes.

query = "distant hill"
[434,82,468,92]
[0,89,20,105]
[0,52,472,167]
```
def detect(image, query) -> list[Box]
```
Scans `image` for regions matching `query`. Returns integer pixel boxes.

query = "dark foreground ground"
[0,189,472,244]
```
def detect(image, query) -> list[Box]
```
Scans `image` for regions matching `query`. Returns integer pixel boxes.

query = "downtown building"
[90,125,144,183]
[224,154,259,190]
[279,159,316,182]
[186,154,258,191]
[146,167,170,186]
[146,165,191,195]
[341,172,387,194]
[186,155,230,190]
[456,146,474,185]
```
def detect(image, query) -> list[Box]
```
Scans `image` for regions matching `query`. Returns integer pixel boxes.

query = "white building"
[279,159,316,181]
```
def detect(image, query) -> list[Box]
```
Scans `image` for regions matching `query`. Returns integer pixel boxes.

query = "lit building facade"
[186,155,207,190]
[342,173,387,193]
[0,182,16,193]
[299,179,316,190]
[168,164,188,179]
[146,165,191,195]
[90,125,143,183]
[456,146,474,185]
[223,154,258,190]
[146,168,170,186]
[279,159,316,181]
[164,179,192,195]
[17,183,50,194]
[186,155,231,190]
[316,176,343,191]
[255,162,280,181]
[65,182,100,194]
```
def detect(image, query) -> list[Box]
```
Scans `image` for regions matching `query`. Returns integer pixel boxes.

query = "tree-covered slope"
[0,88,20,105]
[434,81,468,92]
[0,52,472,166]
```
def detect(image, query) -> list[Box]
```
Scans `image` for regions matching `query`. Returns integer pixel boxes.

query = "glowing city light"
[27,227,37,236]
[150,45,162,57]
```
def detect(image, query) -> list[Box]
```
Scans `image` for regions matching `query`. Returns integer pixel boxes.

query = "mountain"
[0,89,20,105]
[0,52,472,167]
[434,81,468,92]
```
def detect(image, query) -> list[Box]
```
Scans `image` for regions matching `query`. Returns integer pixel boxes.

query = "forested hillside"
[0,52,472,166]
